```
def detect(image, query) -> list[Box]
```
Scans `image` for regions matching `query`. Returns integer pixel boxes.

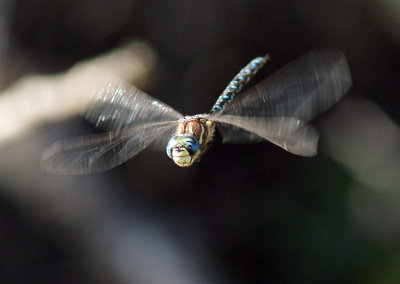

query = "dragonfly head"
[166,134,200,167]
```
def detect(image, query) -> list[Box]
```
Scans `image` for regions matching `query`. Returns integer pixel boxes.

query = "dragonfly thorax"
[166,116,215,167]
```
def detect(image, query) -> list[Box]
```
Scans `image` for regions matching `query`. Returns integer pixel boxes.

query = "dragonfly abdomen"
[210,55,270,113]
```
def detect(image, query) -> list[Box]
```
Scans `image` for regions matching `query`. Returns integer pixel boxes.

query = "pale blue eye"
[166,136,179,158]
[183,138,199,155]
[166,135,200,158]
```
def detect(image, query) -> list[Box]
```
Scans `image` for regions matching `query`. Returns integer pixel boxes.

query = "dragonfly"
[41,49,351,174]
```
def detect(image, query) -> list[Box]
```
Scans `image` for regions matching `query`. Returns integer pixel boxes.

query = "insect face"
[166,135,200,167]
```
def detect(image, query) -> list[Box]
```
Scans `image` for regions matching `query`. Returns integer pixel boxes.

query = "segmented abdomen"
[210,55,270,113]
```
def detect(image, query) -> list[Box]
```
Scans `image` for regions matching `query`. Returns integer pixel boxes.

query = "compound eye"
[184,138,199,156]
[166,144,173,158]
[166,136,179,158]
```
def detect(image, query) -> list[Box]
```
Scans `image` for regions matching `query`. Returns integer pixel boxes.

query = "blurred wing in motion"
[213,49,351,154]
[40,121,178,175]
[209,114,318,156]
[221,49,351,119]
[85,79,183,132]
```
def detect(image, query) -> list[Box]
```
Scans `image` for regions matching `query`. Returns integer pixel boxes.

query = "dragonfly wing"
[264,125,318,156]
[209,114,318,156]
[40,121,178,175]
[216,123,266,144]
[221,49,351,121]
[86,79,183,132]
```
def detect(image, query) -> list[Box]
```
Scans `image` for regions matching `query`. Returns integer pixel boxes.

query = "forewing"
[40,121,177,175]
[221,49,352,121]
[86,79,183,132]
[209,114,318,156]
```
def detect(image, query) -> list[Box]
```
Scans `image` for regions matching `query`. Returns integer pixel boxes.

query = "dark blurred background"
[0,0,399,283]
